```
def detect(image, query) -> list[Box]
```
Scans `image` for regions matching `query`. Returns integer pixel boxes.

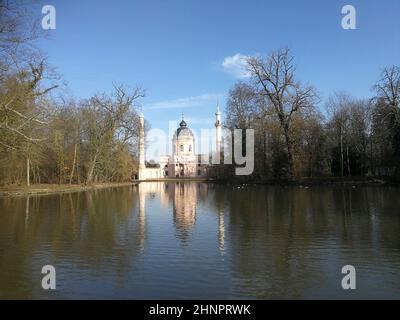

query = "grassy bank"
[0,182,138,197]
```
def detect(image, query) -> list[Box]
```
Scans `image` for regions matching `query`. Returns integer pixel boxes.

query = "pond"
[0,182,399,299]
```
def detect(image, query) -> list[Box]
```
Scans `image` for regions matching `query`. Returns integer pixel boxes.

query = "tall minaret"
[138,113,146,180]
[215,104,222,159]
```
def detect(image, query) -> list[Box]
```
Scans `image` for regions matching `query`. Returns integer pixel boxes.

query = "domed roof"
[175,117,194,138]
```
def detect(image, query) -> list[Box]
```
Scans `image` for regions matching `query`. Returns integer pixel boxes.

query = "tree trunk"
[283,127,295,178]
[370,135,373,175]
[86,153,98,184]
[346,143,351,177]
[77,147,81,184]
[69,143,77,184]
[340,128,344,177]
[263,129,267,176]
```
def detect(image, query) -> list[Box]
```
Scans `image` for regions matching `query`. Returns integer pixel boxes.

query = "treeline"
[0,1,144,186]
[221,48,400,180]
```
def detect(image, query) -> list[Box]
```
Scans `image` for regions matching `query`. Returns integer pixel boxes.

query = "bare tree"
[373,66,400,174]
[247,48,318,177]
[373,66,400,114]
[225,82,258,130]
[0,0,43,79]
[82,84,144,184]
[326,92,352,177]
[0,1,60,186]
[0,60,58,185]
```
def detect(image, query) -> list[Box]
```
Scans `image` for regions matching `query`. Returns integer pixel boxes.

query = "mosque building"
[138,106,222,180]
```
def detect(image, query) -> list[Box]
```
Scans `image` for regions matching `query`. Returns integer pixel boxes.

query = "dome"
[175,117,194,138]
[176,126,194,137]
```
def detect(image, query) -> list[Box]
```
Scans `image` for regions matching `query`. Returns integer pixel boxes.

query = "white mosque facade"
[138,107,222,180]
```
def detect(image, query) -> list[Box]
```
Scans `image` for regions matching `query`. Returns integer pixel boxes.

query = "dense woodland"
[221,49,400,181]
[1,2,399,187]
[0,1,144,186]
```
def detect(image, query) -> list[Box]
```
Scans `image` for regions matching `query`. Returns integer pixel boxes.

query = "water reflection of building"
[218,208,225,255]
[137,181,169,208]
[170,182,197,242]
[136,182,226,252]
[136,182,199,243]
[138,183,146,251]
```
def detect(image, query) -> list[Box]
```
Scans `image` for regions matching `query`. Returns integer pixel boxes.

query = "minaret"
[138,113,146,180]
[215,104,222,160]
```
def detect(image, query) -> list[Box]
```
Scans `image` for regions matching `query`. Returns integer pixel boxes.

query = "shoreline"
[0,182,138,197]
[213,176,400,186]
[0,176,398,197]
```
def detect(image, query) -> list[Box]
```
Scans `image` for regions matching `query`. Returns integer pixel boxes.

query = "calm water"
[0,182,399,299]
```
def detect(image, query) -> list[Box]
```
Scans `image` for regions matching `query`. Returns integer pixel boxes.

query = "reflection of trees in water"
[0,186,144,298]
[1,184,400,298]
[222,186,400,298]
[0,195,43,298]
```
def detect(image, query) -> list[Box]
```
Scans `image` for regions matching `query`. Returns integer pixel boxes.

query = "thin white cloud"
[184,116,214,125]
[145,93,224,110]
[221,53,251,78]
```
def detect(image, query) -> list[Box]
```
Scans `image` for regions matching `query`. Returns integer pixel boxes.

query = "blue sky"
[35,0,399,139]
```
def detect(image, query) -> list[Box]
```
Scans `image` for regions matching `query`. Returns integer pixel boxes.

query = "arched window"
[180,145,184,152]
[189,145,192,152]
